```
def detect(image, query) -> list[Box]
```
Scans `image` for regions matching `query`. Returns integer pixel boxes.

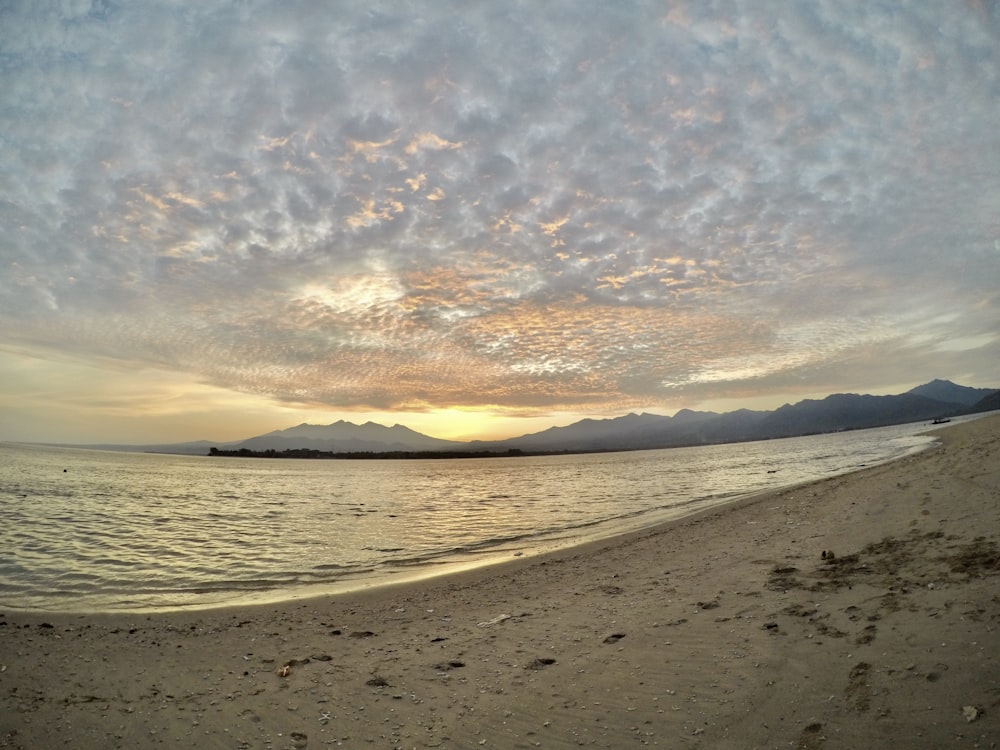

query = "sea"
[0,418,973,613]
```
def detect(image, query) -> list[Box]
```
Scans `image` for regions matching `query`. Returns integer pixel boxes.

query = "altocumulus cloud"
[1,0,998,417]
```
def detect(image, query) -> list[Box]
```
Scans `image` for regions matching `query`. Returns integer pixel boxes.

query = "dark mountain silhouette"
[462,408,766,452]
[461,380,997,453]
[905,379,996,406]
[469,412,673,453]
[51,379,997,455]
[749,393,958,440]
[234,420,463,453]
[968,389,1000,414]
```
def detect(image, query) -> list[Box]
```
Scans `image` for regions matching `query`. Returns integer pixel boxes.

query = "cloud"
[1,0,998,434]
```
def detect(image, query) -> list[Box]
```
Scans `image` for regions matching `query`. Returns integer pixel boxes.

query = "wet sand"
[2,415,998,749]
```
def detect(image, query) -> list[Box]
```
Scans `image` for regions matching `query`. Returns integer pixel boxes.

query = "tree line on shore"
[207,447,528,460]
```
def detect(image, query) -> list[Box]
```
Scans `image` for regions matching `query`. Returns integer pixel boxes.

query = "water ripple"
[0,419,949,611]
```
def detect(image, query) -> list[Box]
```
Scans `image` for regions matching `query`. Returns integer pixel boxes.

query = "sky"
[1,0,998,445]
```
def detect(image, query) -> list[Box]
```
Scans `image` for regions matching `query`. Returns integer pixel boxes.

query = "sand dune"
[2,415,998,749]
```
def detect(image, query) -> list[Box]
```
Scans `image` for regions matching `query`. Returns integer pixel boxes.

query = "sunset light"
[0,2,997,445]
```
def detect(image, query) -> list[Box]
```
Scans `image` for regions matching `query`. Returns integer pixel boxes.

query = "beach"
[2,415,998,749]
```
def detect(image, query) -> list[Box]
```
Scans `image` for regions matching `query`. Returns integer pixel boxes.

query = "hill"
[50,379,998,456]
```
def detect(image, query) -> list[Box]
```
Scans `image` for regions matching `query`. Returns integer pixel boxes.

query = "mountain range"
[68,379,998,456]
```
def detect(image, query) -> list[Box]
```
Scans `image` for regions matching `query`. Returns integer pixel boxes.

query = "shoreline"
[2,415,998,748]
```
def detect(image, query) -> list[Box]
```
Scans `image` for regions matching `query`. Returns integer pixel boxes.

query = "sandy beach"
[2,415,998,749]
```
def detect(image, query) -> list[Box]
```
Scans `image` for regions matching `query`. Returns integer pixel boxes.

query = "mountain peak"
[232,419,460,452]
[672,408,716,422]
[907,379,997,407]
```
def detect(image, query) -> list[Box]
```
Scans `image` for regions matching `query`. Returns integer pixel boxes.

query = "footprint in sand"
[846,662,872,712]
[796,722,825,750]
[855,624,877,644]
[526,657,556,670]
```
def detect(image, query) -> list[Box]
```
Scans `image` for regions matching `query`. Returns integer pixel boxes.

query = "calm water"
[0,419,960,612]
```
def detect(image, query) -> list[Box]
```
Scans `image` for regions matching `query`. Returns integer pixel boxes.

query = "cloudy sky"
[2,1,998,444]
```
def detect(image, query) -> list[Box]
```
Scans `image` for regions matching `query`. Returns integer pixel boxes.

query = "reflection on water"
[0,418,959,612]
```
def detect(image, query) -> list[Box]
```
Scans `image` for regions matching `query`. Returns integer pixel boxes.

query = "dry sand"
[2,415,999,749]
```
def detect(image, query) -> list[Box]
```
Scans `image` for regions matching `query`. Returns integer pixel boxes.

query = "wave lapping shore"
[2,415,998,749]
[1,421,939,612]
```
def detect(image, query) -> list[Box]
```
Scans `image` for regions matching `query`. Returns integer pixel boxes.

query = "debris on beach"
[433,660,466,672]
[962,705,981,722]
[478,613,511,626]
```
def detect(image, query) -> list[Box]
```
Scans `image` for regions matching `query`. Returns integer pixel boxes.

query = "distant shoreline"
[204,445,634,459]
[202,419,961,460]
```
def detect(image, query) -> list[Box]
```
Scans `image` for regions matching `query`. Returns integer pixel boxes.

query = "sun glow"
[350,407,567,442]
